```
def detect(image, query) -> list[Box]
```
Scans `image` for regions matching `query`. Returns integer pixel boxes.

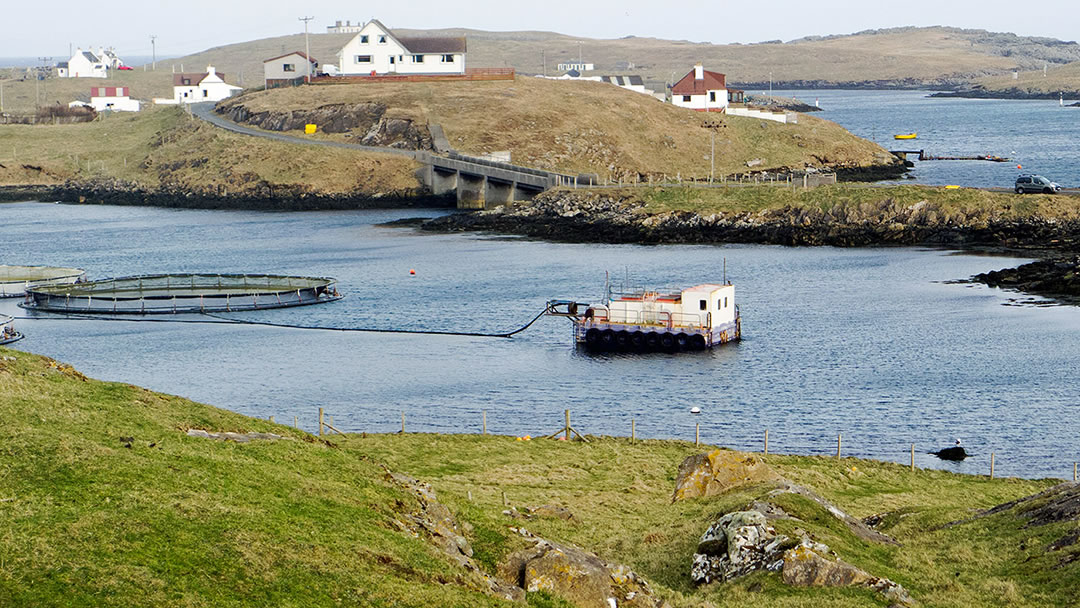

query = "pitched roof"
[398,36,467,54]
[263,51,318,64]
[173,72,227,87]
[672,68,726,95]
[601,75,644,86]
[81,51,100,63]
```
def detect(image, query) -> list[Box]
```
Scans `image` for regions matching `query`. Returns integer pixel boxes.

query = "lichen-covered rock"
[498,535,667,608]
[782,544,914,606]
[691,510,790,584]
[672,450,779,502]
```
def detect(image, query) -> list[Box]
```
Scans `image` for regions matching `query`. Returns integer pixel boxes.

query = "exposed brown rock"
[672,449,780,501]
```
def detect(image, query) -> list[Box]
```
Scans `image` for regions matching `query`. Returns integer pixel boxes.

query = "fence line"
[284,408,1071,480]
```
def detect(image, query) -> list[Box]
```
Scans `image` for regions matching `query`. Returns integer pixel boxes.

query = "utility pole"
[769,71,773,98]
[150,35,157,70]
[37,57,51,107]
[299,16,314,83]
[542,49,546,77]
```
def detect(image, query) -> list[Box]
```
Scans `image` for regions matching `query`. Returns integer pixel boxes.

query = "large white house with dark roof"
[336,19,466,76]
[58,49,108,78]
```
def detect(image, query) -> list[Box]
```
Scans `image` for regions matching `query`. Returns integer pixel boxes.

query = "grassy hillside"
[1,347,1076,607]
[971,60,1080,95]
[0,105,420,195]
[224,77,897,179]
[4,26,1077,114]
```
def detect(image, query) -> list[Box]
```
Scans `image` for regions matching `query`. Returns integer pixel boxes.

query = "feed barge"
[547,283,741,352]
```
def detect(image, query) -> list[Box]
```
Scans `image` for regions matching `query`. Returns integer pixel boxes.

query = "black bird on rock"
[932,439,968,461]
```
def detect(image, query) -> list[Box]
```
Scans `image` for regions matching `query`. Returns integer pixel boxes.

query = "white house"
[85,86,140,112]
[671,64,730,112]
[336,19,466,76]
[263,52,319,88]
[557,61,594,72]
[59,50,108,78]
[159,66,242,104]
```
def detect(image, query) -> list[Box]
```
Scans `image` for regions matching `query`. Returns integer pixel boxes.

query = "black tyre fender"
[600,330,616,346]
[676,333,690,349]
[660,333,676,350]
[644,333,660,349]
[585,328,601,344]
[630,331,645,348]
[615,331,630,347]
[690,335,707,350]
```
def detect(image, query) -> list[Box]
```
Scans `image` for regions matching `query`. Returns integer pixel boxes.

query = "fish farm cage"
[21,273,342,314]
[0,265,86,297]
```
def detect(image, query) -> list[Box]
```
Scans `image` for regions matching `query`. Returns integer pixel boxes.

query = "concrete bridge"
[420,152,578,209]
[191,103,579,210]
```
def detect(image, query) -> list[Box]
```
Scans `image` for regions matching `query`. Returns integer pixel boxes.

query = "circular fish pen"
[21,273,341,314]
[0,314,22,345]
[0,265,86,297]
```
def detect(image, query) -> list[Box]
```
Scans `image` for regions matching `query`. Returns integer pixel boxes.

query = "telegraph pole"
[37,57,51,107]
[299,16,314,83]
[150,35,157,70]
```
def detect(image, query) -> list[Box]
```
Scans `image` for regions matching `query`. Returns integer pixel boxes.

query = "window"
[283,63,295,72]
[699,300,707,311]
[181,78,192,85]
[202,90,208,97]
[378,35,387,43]
[413,54,425,63]
[355,55,372,63]
[709,91,716,102]
[442,54,454,63]
[682,95,691,102]
[360,35,369,43]
[390,56,395,64]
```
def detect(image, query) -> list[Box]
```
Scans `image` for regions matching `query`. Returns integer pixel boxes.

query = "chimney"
[206,65,216,75]
[336,20,342,27]
[694,64,704,80]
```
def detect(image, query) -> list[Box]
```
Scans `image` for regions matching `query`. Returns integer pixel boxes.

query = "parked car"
[117,65,133,71]
[1015,174,1061,194]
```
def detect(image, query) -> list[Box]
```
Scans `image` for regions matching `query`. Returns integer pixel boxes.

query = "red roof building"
[671,64,732,112]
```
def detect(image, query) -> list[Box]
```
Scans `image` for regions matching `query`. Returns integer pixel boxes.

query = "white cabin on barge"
[548,283,740,352]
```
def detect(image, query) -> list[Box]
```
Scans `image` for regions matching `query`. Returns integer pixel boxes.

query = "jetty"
[891,150,1011,163]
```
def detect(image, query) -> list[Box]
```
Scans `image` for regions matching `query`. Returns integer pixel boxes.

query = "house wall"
[66,54,106,78]
[726,106,795,124]
[264,54,315,82]
[90,96,140,112]
[171,78,241,104]
[337,21,466,75]
[672,90,730,111]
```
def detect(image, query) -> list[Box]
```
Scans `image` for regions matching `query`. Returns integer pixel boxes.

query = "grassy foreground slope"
[0,105,420,196]
[2,347,1078,607]
[226,77,896,179]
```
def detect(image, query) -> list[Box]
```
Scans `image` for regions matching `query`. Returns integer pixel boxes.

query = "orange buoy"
[1017,164,1022,170]
[409,269,416,275]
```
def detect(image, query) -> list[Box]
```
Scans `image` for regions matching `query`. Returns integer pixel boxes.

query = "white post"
[299,16,314,83]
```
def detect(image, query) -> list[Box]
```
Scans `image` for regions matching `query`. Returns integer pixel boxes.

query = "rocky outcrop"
[691,506,913,606]
[384,470,525,603]
[498,529,668,608]
[973,256,1080,301]
[672,450,780,501]
[217,101,433,150]
[422,190,1080,251]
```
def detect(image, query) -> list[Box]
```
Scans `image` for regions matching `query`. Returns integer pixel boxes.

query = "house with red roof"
[335,19,466,76]
[671,64,743,112]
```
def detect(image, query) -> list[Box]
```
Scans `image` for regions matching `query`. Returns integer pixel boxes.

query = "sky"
[2,0,1078,58]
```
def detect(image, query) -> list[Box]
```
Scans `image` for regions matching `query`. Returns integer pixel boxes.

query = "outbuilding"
[263,52,319,88]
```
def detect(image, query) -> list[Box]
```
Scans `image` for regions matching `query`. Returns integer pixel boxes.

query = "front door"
[389,55,397,74]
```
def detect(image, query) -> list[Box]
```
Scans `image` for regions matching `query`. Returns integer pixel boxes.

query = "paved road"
[189,103,421,160]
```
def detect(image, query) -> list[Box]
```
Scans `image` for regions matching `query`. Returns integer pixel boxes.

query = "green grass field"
[2,347,1077,607]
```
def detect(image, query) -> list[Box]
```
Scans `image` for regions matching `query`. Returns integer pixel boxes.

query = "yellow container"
[304,124,317,134]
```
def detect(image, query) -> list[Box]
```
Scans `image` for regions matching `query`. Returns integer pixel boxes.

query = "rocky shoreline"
[973,256,1080,302]
[422,190,1080,250]
[0,181,454,210]
[930,88,1080,100]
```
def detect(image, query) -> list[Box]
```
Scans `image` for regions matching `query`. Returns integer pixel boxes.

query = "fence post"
[482,410,487,435]
[836,434,842,459]
[764,429,769,455]
[990,453,995,479]
[911,444,915,472]
[565,410,571,441]
[269,415,275,423]
[695,423,700,446]
[1075,462,1077,482]
[401,411,406,434]
[318,407,324,437]
[631,418,636,444]
[293,415,298,429]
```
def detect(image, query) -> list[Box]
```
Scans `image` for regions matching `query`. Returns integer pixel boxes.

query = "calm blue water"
[774,89,1079,188]
[2,202,1079,479]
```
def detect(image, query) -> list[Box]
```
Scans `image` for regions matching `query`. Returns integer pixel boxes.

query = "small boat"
[546,280,741,353]
[893,133,918,140]
[0,314,23,345]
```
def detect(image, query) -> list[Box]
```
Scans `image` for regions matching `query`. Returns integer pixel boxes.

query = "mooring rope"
[11,306,551,339]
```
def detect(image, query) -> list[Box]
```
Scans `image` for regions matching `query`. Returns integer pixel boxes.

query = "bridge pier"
[456,173,487,210]
[429,167,459,195]
[485,179,515,207]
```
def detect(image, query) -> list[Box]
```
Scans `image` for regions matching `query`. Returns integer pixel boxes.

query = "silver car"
[1015,174,1061,194]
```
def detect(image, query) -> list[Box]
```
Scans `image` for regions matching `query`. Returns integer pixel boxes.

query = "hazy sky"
[3,0,1078,58]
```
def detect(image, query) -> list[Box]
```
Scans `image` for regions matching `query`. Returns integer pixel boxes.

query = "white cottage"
[88,86,140,112]
[671,64,731,112]
[60,50,108,78]
[336,19,466,76]
[167,66,242,104]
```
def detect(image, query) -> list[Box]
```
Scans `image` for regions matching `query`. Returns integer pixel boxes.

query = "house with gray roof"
[59,49,108,78]
[335,19,466,76]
